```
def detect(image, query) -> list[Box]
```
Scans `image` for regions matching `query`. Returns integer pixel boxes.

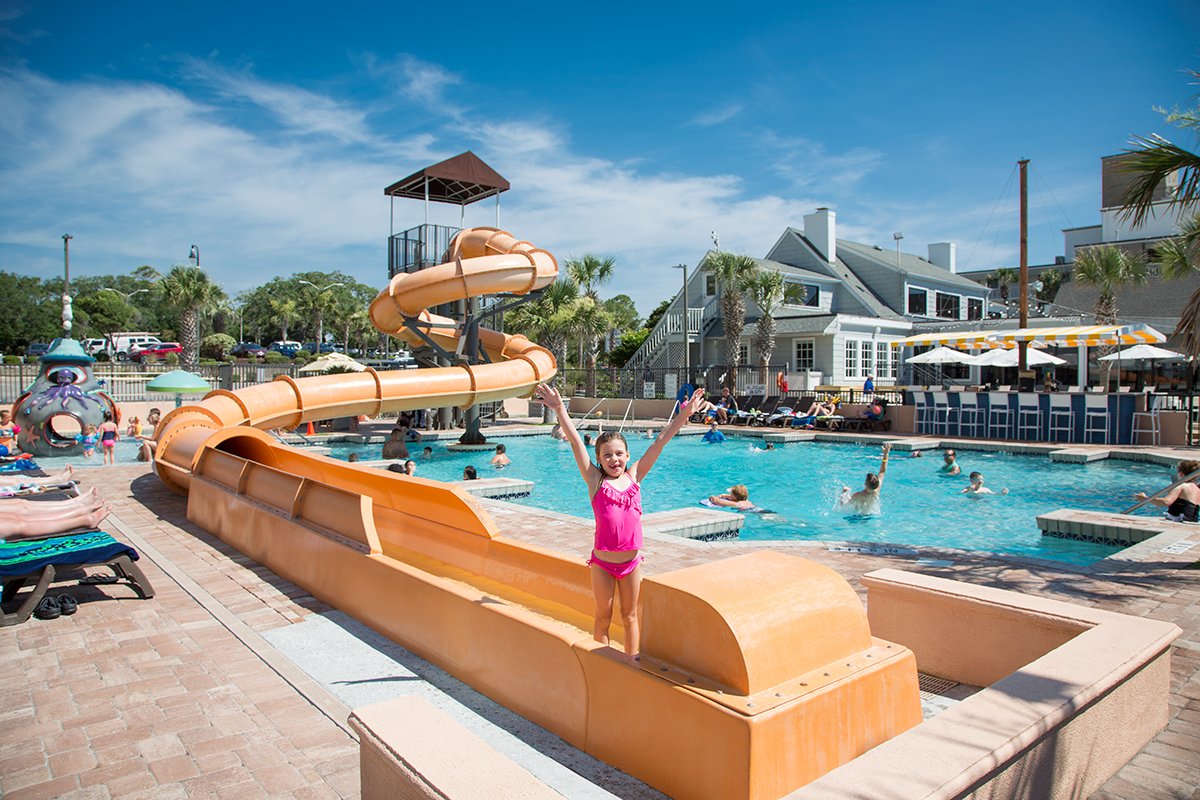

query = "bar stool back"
[986,392,1012,440]
[1132,395,1161,445]
[1047,393,1075,442]
[1083,394,1111,444]
[1016,393,1043,440]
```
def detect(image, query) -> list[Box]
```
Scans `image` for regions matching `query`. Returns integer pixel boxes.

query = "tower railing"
[388,224,463,277]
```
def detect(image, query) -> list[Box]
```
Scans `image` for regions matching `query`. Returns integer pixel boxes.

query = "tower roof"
[383,151,510,205]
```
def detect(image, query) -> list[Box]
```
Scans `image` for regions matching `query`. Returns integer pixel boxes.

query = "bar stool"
[929,391,956,436]
[1015,393,1042,440]
[986,392,1012,439]
[957,393,984,438]
[1083,394,1111,444]
[912,392,932,434]
[1132,395,1161,445]
[1047,393,1075,442]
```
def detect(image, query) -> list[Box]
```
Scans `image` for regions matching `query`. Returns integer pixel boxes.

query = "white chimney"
[928,242,956,274]
[803,208,837,264]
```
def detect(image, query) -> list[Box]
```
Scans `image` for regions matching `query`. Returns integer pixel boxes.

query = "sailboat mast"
[1018,158,1030,372]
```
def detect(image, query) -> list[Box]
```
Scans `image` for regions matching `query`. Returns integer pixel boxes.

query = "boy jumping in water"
[839,443,891,514]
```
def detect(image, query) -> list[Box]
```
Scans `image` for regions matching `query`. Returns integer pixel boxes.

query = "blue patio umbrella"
[145,370,212,407]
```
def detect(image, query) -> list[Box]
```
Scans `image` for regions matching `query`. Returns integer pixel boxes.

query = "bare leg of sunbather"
[0,503,111,541]
[0,466,74,486]
[0,492,106,519]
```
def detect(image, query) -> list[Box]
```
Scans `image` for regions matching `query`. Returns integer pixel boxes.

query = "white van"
[106,332,162,362]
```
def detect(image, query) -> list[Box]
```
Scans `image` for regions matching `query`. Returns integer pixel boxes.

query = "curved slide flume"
[151,227,558,494]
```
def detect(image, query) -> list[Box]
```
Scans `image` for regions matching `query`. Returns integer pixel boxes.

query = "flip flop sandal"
[78,574,119,585]
[34,596,61,620]
[58,596,78,616]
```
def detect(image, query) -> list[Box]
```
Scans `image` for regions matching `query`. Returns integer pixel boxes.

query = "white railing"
[627,298,716,372]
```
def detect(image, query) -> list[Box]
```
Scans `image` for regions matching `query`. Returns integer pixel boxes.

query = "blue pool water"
[328,434,1177,565]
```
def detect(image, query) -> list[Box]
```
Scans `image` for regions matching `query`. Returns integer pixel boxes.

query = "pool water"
[328,435,1176,566]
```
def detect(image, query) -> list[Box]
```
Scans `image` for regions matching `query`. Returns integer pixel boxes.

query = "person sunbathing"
[0,466,74,486]
[2,486,102,512]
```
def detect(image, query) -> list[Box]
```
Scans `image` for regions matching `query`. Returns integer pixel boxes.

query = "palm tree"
[269,298,300,342]
[158,266,226,365]
[506,278,581,420]
[566,254,616,389]
[1074,245,1149,384]
[991,267,1018,306]
[702,251,759,387]
[746,271,806,385]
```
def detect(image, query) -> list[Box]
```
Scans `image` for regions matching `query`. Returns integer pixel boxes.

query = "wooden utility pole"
[1018,159,1029,373]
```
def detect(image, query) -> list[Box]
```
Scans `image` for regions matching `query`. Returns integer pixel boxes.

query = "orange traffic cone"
[305,421,315,436]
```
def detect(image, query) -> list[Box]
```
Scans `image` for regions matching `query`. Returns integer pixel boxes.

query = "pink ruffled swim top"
[591,478,643,552]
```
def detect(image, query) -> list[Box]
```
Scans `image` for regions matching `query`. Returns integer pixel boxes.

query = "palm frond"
[1116,134,1200,227]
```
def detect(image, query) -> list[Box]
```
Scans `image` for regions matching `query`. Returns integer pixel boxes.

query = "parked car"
[231,342,267,358]
[131,342,183,362]
[109,333,162,362]
[301,342,338,354]
[24,342,51,360]
[82,338,107,355]
[267,342,299,358]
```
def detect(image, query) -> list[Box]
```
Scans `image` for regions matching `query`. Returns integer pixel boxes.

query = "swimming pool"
[327,435,1174,565]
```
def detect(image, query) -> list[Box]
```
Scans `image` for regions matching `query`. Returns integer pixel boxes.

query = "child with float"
[535,382,705,661]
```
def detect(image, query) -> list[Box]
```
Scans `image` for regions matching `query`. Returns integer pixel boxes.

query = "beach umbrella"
[905,346,976,365]
[1099,344,1185,391]
[299,352,367,373]
[146,370,213,408]
[971,348,1067,368]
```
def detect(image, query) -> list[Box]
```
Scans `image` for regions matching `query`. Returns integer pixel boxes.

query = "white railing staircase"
[627,297,718,372]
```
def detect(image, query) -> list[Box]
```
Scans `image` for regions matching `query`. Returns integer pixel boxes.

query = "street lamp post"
[188,245,200,267]
[62,234,73,335]
[672,264,689,386]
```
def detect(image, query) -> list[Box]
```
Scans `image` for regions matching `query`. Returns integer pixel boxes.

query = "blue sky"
[1,1,1197,319]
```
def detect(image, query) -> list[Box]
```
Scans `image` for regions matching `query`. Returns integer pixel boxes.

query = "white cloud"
[690,103,743,127]
[759,130,885,191]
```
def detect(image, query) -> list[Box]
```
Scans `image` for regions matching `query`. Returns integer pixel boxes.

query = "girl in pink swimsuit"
[535,383,705,660]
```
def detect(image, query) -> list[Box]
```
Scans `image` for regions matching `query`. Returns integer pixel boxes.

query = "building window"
[738,344,749,366]
[844,340,858,379]
[967,298,983,321]
[907,287,927,315]
[800,285,820,307]
[860,340,874,377]
[794,339,814,371]
[936,292,961,319]
[705,274,716,296]
[876,341,893,379]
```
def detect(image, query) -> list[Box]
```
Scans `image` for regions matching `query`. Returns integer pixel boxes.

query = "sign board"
[745,383,767,396]
[642,381,657,399]
[664,373,678,400]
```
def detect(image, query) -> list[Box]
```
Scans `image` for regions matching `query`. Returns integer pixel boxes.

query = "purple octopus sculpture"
[13,338,119,457]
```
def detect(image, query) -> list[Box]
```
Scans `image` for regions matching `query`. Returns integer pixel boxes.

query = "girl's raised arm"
[633,389,705,481]
[534,384,595,484]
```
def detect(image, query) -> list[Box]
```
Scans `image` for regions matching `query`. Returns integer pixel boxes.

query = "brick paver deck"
[3,423,1200,799]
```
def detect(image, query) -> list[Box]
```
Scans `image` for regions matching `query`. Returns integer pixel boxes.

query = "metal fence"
[0,363,308,404]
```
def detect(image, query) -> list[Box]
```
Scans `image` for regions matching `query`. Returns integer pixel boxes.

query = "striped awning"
[892,323,1166,349]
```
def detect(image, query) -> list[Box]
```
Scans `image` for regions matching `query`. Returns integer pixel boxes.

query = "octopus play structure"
[149,227,922,798]
[13,338,119,457]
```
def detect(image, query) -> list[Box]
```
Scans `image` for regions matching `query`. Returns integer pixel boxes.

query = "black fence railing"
[388,224,462,277]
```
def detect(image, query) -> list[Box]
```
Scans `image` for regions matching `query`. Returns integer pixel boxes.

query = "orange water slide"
[151,227,558,493]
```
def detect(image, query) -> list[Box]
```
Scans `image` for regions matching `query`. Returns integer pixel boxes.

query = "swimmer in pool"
[940,449,961,476]
[962,471,1008,497]
[838,443,890,514]
[708,484,754,510]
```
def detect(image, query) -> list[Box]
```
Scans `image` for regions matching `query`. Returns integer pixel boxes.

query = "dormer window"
[907,287,927,315]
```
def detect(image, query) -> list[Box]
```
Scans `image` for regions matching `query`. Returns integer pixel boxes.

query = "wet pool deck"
[4,419,1200,799]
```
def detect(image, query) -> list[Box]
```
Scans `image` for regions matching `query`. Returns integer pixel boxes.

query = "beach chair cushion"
[0,530,154,626]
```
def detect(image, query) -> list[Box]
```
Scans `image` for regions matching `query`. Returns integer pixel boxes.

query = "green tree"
[506,277,581,417]
[746,271,807,385]
[991,267,1018,305]
[1034,268,1066,304]
[566,254,616,383]
[702,251,759,386]
[644,299,670,331]
[158,266,226,365]
[74,291,138,335]
[607,329,650,368]
[202,333,237,360]
[1073,245,1150,385]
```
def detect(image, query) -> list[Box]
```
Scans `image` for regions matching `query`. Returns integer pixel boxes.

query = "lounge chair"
[729,395,765,425]
[746,396,783,427]
[0,530,155,626]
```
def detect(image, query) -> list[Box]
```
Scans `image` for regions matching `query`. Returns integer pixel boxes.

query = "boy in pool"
[962,471,1008,497]
[491,443,510,468]
[702,422,726,443]
[708,484,754,509]
[838,443,890,514]
[940,449,961,476]
[422,446,434,459]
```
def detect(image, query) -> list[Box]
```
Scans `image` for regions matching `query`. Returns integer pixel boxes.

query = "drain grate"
[918,673,959,696]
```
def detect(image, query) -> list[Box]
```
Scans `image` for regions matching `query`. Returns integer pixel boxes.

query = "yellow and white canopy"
[892,323,1165,350]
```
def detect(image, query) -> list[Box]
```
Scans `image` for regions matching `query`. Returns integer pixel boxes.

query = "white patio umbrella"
[905,346,976,365]
[298,352,367,373]
[971,348,1067,368]
[1099,344,1185,390]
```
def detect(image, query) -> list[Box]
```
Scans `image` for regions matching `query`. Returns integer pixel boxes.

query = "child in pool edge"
[535,382,706,661]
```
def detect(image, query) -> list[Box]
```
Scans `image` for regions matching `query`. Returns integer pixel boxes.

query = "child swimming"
[962,471,1008,497]
[491,443,510,468]
[535,382,704,660]
[707,484,754,510]
[838,443,890,514]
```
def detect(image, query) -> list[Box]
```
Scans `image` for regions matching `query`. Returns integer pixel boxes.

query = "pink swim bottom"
[588,551,642,579]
